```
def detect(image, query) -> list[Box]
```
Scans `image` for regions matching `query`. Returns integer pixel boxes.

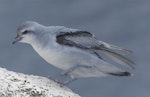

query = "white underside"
[31,41,122,78]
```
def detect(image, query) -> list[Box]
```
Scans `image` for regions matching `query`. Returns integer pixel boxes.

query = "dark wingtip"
[108,71,132,77]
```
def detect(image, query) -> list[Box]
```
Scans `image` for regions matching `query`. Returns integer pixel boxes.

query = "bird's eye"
[22,30,28,35]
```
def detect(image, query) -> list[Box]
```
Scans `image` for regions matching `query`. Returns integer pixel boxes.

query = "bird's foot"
[61,71,68,76]
[63,78,77,85]
[47,76,65,87]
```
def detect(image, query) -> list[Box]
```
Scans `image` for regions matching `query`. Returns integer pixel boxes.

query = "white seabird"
[13,21,134,84]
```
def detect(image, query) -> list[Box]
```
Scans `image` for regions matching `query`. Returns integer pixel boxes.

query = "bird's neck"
[30,34,58,54]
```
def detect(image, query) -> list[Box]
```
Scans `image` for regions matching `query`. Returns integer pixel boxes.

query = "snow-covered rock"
[0,67,80,97]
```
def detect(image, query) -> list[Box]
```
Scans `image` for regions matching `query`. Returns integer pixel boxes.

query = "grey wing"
[56,31,100,49]
[56,31,135,69]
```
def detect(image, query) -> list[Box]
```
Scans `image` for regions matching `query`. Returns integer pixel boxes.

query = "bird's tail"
[101,48,135,69]
[94,59,132,77]
[98,41,135,69]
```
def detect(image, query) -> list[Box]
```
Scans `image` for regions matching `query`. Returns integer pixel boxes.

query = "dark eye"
[22,30,28,35]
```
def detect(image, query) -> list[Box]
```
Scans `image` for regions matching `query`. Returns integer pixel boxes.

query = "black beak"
[12,35,22,44]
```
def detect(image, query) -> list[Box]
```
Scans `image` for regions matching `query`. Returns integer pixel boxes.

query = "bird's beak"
[12,35,23,44]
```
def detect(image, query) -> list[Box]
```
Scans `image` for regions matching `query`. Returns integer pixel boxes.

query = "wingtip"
[108,71,132,77]
[109,44,133,54]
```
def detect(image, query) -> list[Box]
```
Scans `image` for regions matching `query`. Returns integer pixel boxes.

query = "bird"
[12,21,134,85]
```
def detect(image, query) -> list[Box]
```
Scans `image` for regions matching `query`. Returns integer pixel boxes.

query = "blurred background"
[0,0,149,97]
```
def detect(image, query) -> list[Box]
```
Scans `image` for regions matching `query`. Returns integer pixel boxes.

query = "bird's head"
[12,21,45,44]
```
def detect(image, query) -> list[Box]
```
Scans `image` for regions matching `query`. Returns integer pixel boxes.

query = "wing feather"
[56,31,134,69]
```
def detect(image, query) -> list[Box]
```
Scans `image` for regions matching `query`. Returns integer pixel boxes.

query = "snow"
[0,67,80,97]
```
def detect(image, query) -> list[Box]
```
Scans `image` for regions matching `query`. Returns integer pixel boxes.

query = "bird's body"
[32,39,109,78]
[27,26,111,78]
[13,21,134,84]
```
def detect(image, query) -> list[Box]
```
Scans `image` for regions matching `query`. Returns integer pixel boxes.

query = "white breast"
[31,42,80,70]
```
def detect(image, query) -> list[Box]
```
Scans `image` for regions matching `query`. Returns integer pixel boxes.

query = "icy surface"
[0,67,80,97]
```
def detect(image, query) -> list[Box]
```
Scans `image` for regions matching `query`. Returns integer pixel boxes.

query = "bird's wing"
[56,31,98,49]
[56,31,134,69]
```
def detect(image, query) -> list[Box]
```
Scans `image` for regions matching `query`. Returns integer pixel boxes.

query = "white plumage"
[13,21,134,84]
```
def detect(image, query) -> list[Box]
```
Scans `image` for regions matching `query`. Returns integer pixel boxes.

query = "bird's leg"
[61,64,92,76]
[57,78,77,87]
[64,76,77,85]
[47,76,64,84]
[61,65,78,76]
[48,76,77,87]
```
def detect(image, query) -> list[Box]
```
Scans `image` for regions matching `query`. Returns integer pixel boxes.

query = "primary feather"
[56,31,134,69]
